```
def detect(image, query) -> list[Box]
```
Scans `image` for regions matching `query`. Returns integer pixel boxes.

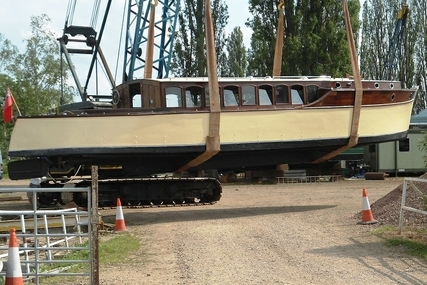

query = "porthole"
[391,93,395,101]
[389,83,394,89]
[112,90,120,105]
[374,82,380,89]
[335,82,341,88]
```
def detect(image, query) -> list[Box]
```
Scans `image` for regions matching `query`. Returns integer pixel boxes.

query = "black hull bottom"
[8,132,406,180]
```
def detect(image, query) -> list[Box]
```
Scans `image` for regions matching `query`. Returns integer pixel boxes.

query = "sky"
[0,1,252,98]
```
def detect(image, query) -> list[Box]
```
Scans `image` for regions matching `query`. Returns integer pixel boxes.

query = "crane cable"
[114,0,129,85]
[65,0,77,26]
[90,0,101,28]
[65,0,100,28]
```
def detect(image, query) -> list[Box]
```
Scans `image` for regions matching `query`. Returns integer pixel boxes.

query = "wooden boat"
[8,75,416,180]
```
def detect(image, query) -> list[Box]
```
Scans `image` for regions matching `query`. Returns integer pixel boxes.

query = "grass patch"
[99,232,140,264]
[373,226,427,261]
[36,232,141,284]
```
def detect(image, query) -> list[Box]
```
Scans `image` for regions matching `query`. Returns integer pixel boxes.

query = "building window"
[399,138,410,152]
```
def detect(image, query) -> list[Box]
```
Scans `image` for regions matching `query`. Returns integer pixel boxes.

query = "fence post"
[91,165,100,285]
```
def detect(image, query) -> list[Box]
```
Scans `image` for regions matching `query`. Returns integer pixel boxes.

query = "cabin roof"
[156,76,332,82]
[138,76,401,84]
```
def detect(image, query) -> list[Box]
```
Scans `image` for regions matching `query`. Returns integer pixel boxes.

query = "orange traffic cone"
[359,188,378,225]
[5,228,24,285]
[114,198,127,231]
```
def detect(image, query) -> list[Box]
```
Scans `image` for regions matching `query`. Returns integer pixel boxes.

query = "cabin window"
[275,85,289,104]
[259,85,273,105]
[307,85,320,103]
[165,86,182,107]
[223,85,239,106]
[291,85,304,104]
[205,87,210,106]
[399,138,410,152]
[185,86,203,107]
[242,85,256,105]
[132,94,142,108]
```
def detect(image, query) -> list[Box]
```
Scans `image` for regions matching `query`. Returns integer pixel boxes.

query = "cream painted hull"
[9,101,413,153]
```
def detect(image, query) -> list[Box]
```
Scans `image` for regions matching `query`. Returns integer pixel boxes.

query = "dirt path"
[2,178,427,284]
[97,178,426,284]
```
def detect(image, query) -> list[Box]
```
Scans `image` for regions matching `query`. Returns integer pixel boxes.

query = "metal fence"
[276,175,341,183]
[0,186,92,284]
[399,178,427,233]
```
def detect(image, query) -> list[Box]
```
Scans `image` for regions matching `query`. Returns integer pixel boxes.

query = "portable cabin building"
[365,109,427,176]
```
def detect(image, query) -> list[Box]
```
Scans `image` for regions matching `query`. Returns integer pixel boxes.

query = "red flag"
[3,88,13,123]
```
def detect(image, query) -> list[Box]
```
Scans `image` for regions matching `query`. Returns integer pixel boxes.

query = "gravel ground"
[1,177,427,284]
[98,178,425,285]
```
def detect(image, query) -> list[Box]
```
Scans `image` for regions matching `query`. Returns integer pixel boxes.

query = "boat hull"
[8,100,413,177]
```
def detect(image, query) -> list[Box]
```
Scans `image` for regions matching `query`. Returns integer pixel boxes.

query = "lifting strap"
[312,0,363,164]
[175,0,220,173]
[144,0,158,79]
[272,0,285,76]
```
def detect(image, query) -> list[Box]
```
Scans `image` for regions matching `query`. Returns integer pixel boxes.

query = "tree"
[225,27,247,77]
[246,0,360,77]
[0,15,75,156]
[360,0,424,114]
[5,15,74,116]
[171,0,229,77]
[410,0,427,113]
[0,34,18,74]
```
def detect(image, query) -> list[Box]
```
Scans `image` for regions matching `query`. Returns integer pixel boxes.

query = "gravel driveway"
[95,178,426,284]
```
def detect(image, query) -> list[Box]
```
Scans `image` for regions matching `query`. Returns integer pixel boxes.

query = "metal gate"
[0,186,92,284]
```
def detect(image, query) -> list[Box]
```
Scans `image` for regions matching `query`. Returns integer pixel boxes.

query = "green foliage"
[57,233,140,265]
[360,0,425,114]
[0,14,76,154]
[225,27,247,76]
[38,233,141,284]
[418,131,427,167]
[373,226,427,261]
[171,0,229,77]
[6,15,74,116]
[386,238,427,258]
[246,0,359,77]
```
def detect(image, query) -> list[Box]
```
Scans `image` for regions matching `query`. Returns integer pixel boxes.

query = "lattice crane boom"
[123,0,180,81]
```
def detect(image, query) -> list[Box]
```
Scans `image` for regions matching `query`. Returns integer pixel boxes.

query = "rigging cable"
[65,0,77,25]
[91,0,101,28]
[114,0,128,84]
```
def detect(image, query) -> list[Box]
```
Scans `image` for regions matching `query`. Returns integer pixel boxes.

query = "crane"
[123,0,180,81]
[58,0,180,101]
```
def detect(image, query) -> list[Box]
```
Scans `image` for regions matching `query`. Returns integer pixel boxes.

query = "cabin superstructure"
[107,76,411,111]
